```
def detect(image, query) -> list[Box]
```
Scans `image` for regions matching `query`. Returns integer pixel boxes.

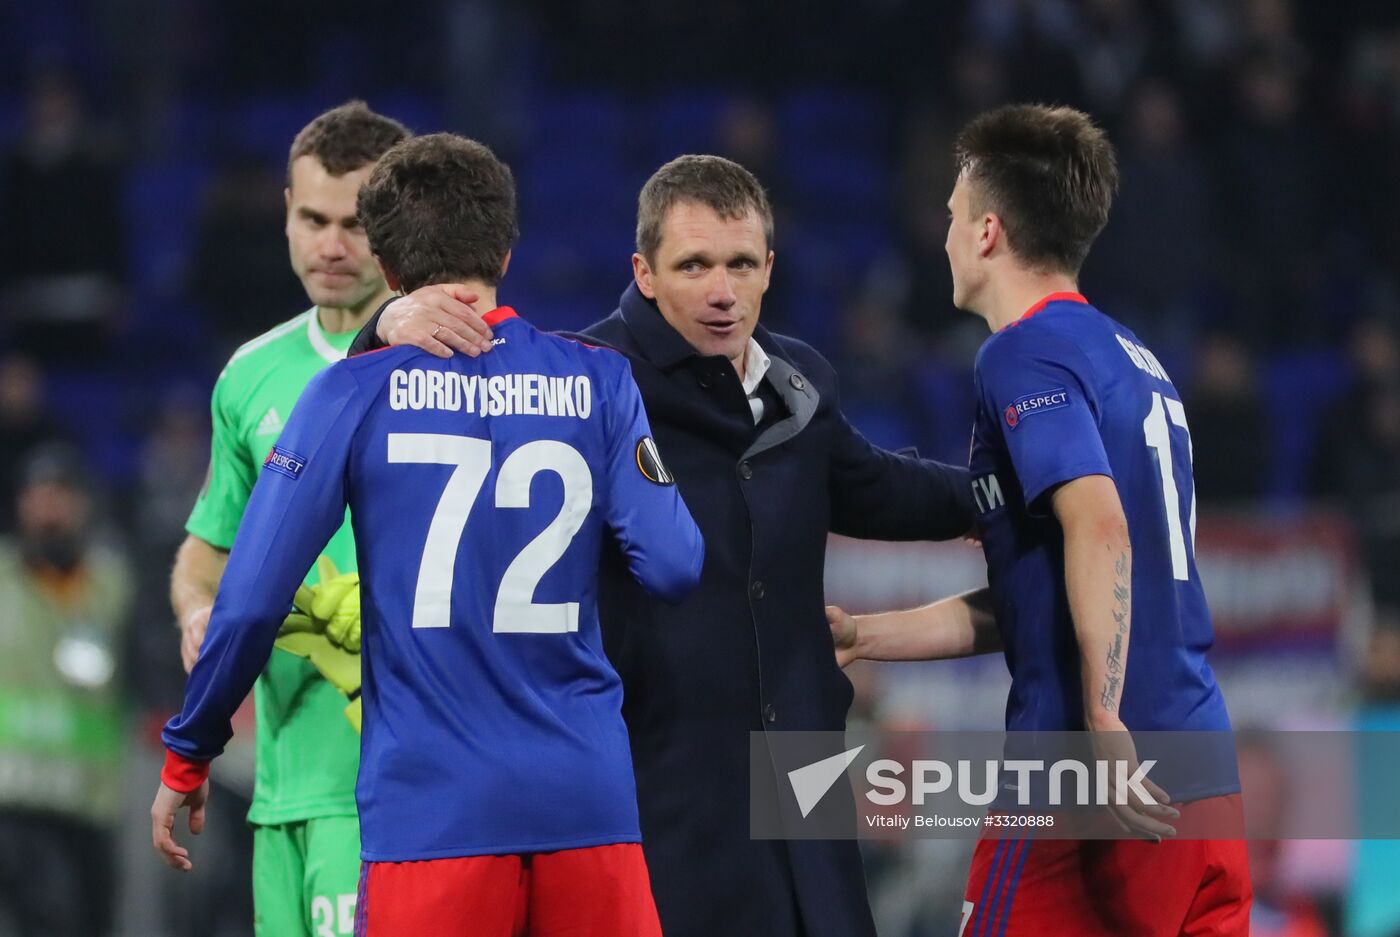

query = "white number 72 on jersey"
[387,433,593,633]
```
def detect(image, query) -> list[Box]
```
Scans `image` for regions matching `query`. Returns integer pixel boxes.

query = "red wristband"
[161,749,211,793]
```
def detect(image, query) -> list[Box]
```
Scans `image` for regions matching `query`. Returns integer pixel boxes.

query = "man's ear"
[632,252,656,300]
[979,213,1003,259]
[499,249,512,280]
[761,250,775,294]
[375,257,402,293]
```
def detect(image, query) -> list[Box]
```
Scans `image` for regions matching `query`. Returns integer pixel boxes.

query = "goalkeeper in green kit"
[170,102,495,936]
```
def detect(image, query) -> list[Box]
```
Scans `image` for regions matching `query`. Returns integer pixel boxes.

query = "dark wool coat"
[577,285,972,937]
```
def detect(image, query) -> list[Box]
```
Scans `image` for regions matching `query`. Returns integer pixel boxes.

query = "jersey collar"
[308,309,346,363]
[1021,292,1088,321]
[483,306,519,327]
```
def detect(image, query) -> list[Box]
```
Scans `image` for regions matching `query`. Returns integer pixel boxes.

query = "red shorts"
[355,843,661,937]
[961,799,1252,937]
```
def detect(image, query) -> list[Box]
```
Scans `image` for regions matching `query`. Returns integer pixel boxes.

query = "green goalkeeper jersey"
[187,308,359,825]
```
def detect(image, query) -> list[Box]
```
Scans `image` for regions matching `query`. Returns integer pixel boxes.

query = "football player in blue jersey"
[150,133,703,937]
[828,104,1251,936]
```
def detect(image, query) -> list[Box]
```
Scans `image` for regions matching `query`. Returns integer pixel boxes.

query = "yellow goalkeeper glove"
[280,557,361,652]
[272,629,362,733]
[275,556,363,733]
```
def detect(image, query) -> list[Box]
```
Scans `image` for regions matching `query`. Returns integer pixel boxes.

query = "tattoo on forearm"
[1106,633,1124,675]
[1098,549,1131,714]
[1099,675,1122,711]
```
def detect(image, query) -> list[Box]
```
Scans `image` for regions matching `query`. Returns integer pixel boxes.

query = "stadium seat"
[123,160,213,297]
[225,95,343,162]
[785,150,891,221]
[911,362,979,465]
[642,92,740,167]
[841,403,920,453]
[777,89,891,153]
[527,90,629,155]
[1261,348,1351,501]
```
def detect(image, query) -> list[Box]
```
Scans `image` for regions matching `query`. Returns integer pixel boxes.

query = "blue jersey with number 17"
[163,307,704,861]
[969,294,1232,747]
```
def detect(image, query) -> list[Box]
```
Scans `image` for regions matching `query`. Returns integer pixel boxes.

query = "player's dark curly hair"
[636,155,773,262]
[287,100,410,186]
[357,133,519,292]
[955,104,1119,277]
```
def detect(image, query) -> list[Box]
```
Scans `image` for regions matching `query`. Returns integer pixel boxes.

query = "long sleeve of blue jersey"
[162,364,366,785]
[599,360,704,601]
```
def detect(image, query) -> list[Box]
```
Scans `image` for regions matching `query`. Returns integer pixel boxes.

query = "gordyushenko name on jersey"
[389,367,593,418]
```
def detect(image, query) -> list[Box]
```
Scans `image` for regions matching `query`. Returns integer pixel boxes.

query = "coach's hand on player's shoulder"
[1089,718,1180,842]
[826,605,859,669]
[179,604,212,674]
[151,779,209,872]
[378,284,495,358]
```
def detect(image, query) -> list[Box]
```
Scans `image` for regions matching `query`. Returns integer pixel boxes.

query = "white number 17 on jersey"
[1142,392,1196,581]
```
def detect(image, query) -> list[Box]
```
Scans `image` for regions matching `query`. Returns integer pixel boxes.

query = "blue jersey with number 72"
[968,294,1232,750]
[163,307,704,861]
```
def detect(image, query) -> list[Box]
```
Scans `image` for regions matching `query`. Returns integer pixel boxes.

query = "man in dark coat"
[351,155,973,937]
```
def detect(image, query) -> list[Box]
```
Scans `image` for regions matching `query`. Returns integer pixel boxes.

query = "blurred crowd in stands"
[1,0,1399,934]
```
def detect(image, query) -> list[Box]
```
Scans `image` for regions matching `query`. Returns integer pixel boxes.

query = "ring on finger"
[431,324,444,339]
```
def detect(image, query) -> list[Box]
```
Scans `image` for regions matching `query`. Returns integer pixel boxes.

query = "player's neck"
[316,284,398,335]
[980,271,1081,333]
[451,281,498,313]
